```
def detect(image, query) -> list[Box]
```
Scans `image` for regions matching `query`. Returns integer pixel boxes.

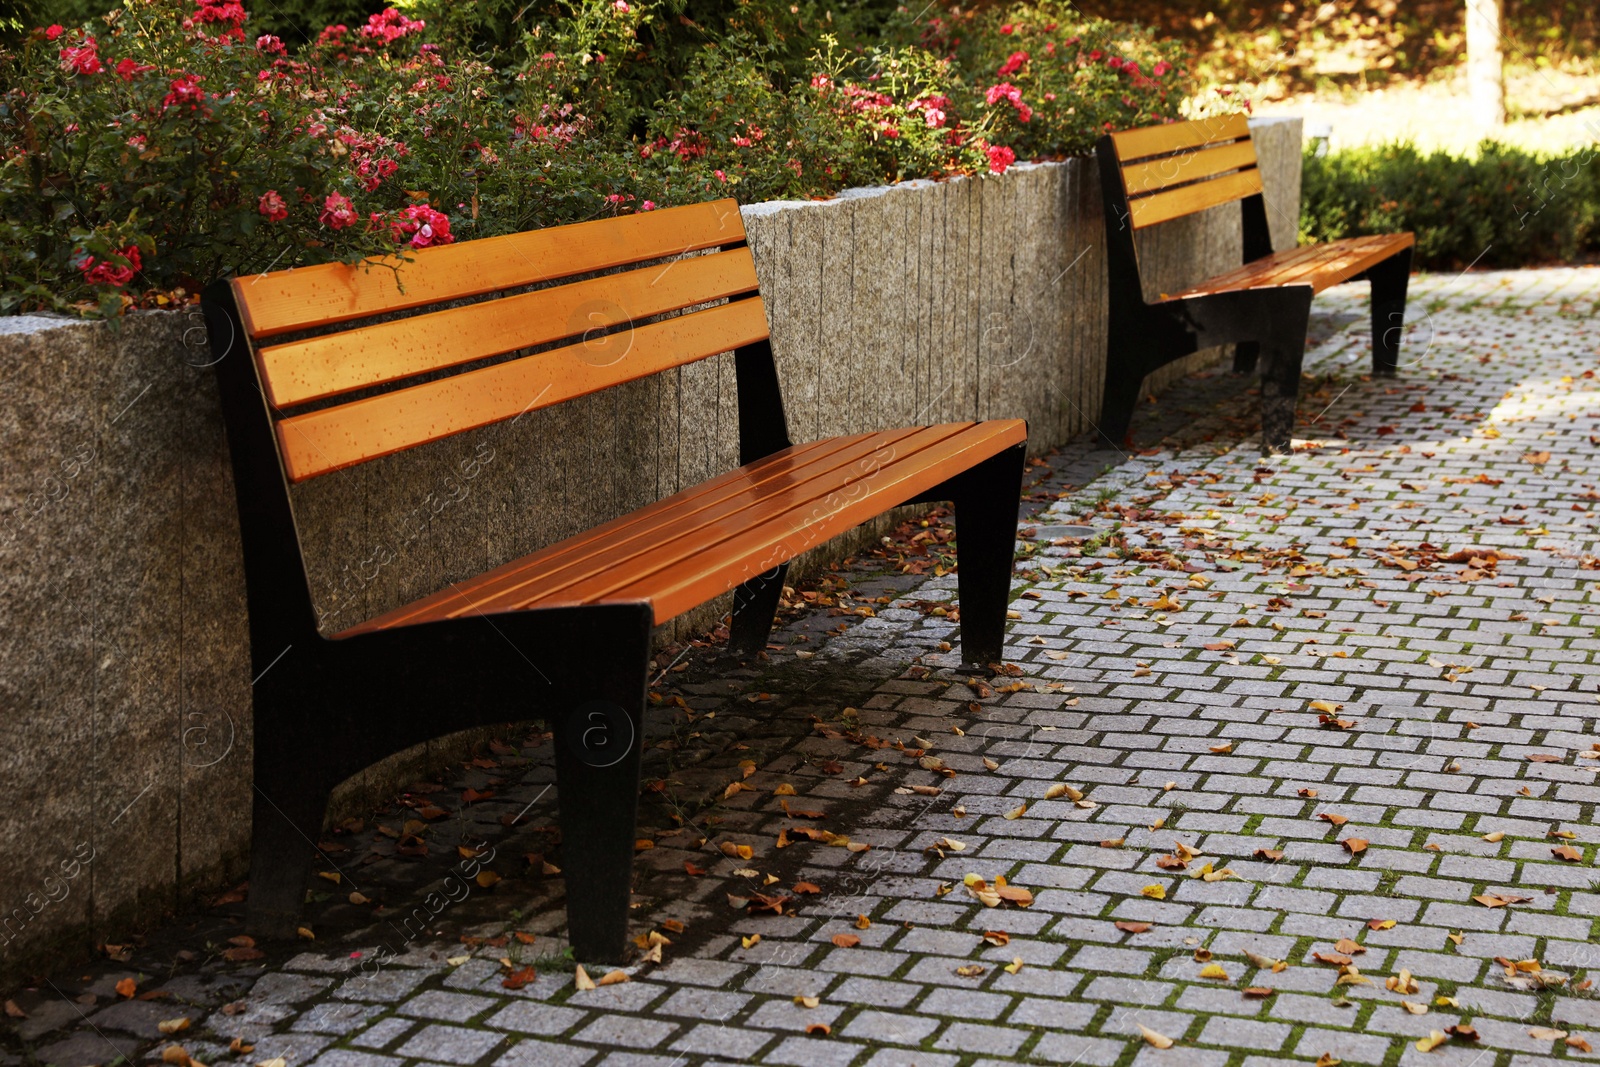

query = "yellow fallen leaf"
[1315,1055,1341,1067]
[1402,1000,1429,1015]
[1141,885,1167,900]
[1309,700,1342,713]
[741,934,761,949]
[1004,957,1024,974]
[1045,783,1083,801]
[596,970,629,987]
[1386,969,1419,994]
[1003,803,1027,820]
[1416,1031,1447,1052]
[1199,963,1229,980]
[573,965,596,991]
[157,1019,191,1035]
[773,783,796,796]
[1530,1027,1568,1041]
[793,995,819,1008]
[1137,1024,1174,1049]
[1482,831,1505,842]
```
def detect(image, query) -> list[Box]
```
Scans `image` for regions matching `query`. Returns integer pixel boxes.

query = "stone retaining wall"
[0,119,1300,980]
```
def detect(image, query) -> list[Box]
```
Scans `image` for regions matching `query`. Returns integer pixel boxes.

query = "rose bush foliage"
[1,0,1188,315]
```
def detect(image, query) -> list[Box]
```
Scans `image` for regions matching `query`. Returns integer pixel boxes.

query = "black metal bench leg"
[1257,293,1315,456]
[948,443,1026,666]
[1232,342,1260,375]
[551,608,652,963]
[728,562,789,655]
[247,742,332,938]
[1367,246,1413,377]
[1096,365,1145,451]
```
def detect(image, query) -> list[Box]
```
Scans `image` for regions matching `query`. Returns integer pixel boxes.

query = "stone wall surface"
[0,119,1300,980]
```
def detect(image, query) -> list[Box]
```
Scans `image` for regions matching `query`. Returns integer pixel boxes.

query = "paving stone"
[481,1000,587,1036]
[492,1038,597,1067]
[394,1024,508,1064]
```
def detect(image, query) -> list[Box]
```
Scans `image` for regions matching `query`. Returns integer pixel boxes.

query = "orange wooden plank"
[1110,113,1251,163]
[629,421,1028,624]
[277,297,770,482]
[445,426,954,620]
[257,247,761,407]
[1121,140,1258,198]
[232,199,746,339]
[339,430,914,635]
[1169,234,1415,298]
[1128,169,1263,229]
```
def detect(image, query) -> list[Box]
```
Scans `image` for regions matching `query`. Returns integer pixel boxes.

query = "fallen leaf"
[1416,1031,1447,1052]
[1474,894,1532,908]
[1341,838,1368,854]
[1244,950,1282,970]
[831,933,860,948]
[1115,922,1151,934]
[1314,952,1354,966]
[227,1039,254,1054]
[573,965,596,991]
[1334,939,1365,956]
[1003,803,1028,820]
[1156,854,1187,870]
[501,967,536,990]
[1004,956,1025,975]
[1368,919,1396,931]
[596,970,629,987]
[793,995,820,1009]
[1254,849,1284,862]
[855,915,871,930]
[954,964,986,977]
[1530,1027,1568,1041]
[1209,742,1233,753]
[1446,1025,1479,1041]
[1316,1055,1341,1067]
[793,882,822,895]
[1141,885,1167,900]
[983,930,1011,946]
[116,978,137,999]
[1298,788,1318,798]
[1319,813,1349,826]
[1199,963,1229,980]
[1482,831,1505,842]
[1045,783,1083,801]
[1402,1000,1429,1015]
[1568,1035,1594,1053]
[157,1018,191,1035]
[1243,987,1273,998]
[1553,846,1583,862]
[805,1023,831,1036]
[1386,969,1419,994]
[1137,1023,1174,1049]
[161,1048,191,1067]
[1309,700,1343,713]
[3,1002,24,1020]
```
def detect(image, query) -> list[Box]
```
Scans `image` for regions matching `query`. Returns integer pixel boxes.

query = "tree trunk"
[1465,0,1505,127]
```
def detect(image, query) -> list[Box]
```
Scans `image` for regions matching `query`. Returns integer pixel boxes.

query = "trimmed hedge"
[1300,140,1600,270]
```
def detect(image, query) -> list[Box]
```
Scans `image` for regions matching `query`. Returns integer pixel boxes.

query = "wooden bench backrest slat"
[1109,114,1261,230]
[256,246,761,408]
[275,296,770,481]
[232,199,746,338]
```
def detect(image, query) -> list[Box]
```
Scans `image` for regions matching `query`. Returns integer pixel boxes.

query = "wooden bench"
[199,198,1027,962]
[1095,114,1415,453]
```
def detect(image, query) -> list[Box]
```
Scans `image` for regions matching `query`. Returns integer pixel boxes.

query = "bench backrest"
[1107,113,1262,229]
[201,198,788,647]
[225,199,766,482]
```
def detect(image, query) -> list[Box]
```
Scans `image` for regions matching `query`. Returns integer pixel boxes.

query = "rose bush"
[1,0,1189,315]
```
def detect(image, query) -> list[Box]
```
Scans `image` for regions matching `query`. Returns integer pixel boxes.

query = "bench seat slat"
[344,429,913,633]
[1110,113,1251,163]
[337,420,1028,634]
[257,247,762,408]
[1167,233,1417,299]
[276,296,770,481]
[1127,168,1263,229]
[233,199,746,339]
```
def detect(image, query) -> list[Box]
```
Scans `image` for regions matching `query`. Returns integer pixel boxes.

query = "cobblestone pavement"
[7,266,1600,1067]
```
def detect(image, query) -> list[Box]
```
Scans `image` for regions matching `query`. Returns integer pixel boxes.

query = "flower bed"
[2,0,1187,315]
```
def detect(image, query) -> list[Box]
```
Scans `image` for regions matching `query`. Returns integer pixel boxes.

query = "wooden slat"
[1128,168,1264,229]
[339,431,910,635]
[232,199,746,339]
[1168,233,1416,299]
[1110,113,1251,163]
[256,247,761,407]
[1121,140,1258,198]
[277,297,770,481]
[338,420,1028,633]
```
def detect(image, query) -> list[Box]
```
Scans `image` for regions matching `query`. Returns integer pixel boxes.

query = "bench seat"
[342,422,1026,636]
[1167,233,1416,300]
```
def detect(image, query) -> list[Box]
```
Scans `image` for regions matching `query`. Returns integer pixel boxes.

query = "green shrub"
[0,0,1188,315]
[1301,140,1600,270]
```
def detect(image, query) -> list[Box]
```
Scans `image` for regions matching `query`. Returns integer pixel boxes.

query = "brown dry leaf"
[1319,813,1349,826]
[157,1018,191,1035]
[805,1023,831,1037]
[994,884,1034,907]
[1045,783,1084,801]
[1209,742,1233,753]
[501,967,536,990]
[227,1039,254,1054]
[1315,1055,1341,1067]
[855,915,871,930]
[1298,788,1319,798]
[1243,987,1273,998]
[1114,922,1151,934]
[1313,952,1353,966]
[982,930,1011,946]
[1482,831,1506,842]
[1244,950,1281,970]
[1553,846,1583,862]
[954,964,986,977]
[684,860,707,877]
[1193,948,1213,962]
[222,947,264,962]
[160,1047,191,1067]
[116,978,137,999]
[773,783,797,796]
[1334,939,1365,956]
[831,934,861,949]
[1174,841,1202,861]
[793,995,820,1009]
[1368,919,1397,931]
[348,892,371,906]
[1003,803,1028,821]
[719,842,754,861]
[1474,894,1532,908]
[475,871,501,889]
[1529,1027,1568,1041]
[1137,1024,1175,1049]
[573,965,596,991]
[3,1001,24,1020]
[983,757,1001,772]
[1523,451,1552,465]
[1342,838,1369,854]
[1447,933,1464,946]
[1156,855,1188,870]
[1416,1031,1447,1052]
[1568,1035,1593,1053]
[596,970,629,987]
[793,882,822,895]
[1253,848,1285,862]
[1386,969,1419,995]
[1529,754,1564,763]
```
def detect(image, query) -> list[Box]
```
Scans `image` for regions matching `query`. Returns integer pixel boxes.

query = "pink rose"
[986,144,1016,174]
[320,193,357,229]
[79,245,142,288]
[44,24,65,40]
[59,37,102,76]
[258,190,288,222]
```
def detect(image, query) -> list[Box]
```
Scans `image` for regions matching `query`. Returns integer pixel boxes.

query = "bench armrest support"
[734,338,792,465]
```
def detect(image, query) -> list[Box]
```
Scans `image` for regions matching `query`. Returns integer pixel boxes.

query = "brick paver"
[7,266,1600,1067]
